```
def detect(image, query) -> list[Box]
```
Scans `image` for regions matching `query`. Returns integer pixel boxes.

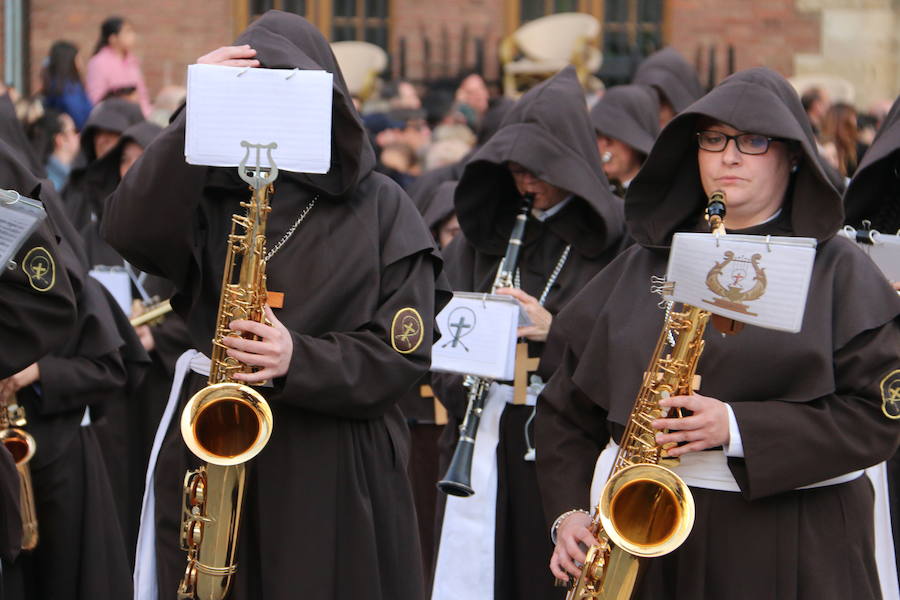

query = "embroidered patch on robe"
[391,308,423,354]
[22,246,55,292]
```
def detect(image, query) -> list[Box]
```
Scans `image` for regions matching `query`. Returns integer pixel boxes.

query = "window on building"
[331,0,390,50]
[237,0,389,51]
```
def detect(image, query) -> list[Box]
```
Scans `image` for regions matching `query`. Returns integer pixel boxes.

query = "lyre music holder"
[238,141,279,190]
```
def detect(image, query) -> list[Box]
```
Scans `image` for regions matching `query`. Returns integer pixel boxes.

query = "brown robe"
[102,11,449,600]
[0,137,137,600]
[843,92,900,585]
[430,66,629,600]
[537,67,900,600]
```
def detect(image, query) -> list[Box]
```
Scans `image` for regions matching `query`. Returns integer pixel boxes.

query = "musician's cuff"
[724,403,744,458]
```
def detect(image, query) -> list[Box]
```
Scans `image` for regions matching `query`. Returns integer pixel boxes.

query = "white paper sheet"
[838,227,900,284]
[0,192,46,269]
[431,292,520,380]
[89,269,132,315]
[185,64,333,174]
[665,233,817,333]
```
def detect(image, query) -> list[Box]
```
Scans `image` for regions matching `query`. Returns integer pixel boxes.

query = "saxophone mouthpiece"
[705,190,727,235]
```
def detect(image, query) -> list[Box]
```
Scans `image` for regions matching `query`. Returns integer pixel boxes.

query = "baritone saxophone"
[177,142,277,600]
[0,393,38,551]
[564,191,728,600]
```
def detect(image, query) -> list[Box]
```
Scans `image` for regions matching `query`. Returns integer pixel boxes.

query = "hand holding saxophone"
[550,511,596,581]
[652,393,730,457]
[221,305,293,382]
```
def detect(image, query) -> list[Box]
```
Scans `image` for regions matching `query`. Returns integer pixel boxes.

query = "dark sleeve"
[271,249,438,420]
[32,278,128,416]
[730,320,900,500]
[536,341,610,528]
[101,111,203,288]
[0,220,77,378]
[151,314,193,376]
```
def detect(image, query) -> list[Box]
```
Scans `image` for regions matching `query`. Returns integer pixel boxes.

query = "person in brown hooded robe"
[79,119,193,565]
[843,93,900,588]
[0,136,139,600]
[589,84,659,196]
[62,96,144,229]
[430,66,629,600]
[102,11,449,600]
[539,67,900,600]
[631,47,704,127]
[0,208,78,600]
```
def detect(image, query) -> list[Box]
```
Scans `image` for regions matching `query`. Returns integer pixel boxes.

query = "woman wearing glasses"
[536,67,900,599]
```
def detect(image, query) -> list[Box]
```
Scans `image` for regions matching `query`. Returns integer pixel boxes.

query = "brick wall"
[665,0,822,83]
[28,0,234,100]
[21,0,831,102]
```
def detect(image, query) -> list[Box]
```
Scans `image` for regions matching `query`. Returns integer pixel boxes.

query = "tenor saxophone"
[565,192,727,600]
[0,394,38,551]
[177,142,277,600]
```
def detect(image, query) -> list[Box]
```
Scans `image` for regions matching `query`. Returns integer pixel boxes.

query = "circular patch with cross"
[22,246,55,292]
[391,307,424,354]
[881,369,900,419]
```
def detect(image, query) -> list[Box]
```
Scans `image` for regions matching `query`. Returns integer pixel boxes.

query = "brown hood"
[235,10,376,198]
[83,121,163,217]
[455,66,624,257]
[627,67,842,248]
[590,84,660,155]
[843,95,900,229]
[632,47,703,113]
[0,94,45,177]
[80,98,145,162]
[421,179,456,231]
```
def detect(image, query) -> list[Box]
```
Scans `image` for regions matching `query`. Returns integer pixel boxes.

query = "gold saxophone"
[565,192,728,600]
[0,393,38,551]
[177,142,277,600]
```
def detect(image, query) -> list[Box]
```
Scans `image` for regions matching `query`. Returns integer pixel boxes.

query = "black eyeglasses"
[696,130,785,155]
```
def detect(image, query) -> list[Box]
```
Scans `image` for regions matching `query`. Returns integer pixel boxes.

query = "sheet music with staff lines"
[185,64,333,173]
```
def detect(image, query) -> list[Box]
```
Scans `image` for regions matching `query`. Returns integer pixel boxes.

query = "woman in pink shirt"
[85,17,151,116]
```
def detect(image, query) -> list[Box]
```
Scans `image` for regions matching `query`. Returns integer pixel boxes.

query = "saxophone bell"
[0,397,38,552]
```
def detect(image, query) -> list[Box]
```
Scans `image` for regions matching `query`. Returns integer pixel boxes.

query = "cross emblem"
[397,318,419,346]
[513,342,540,405]
[30,259,49,282]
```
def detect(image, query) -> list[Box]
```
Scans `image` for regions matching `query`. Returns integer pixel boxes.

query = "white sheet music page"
[664,233,817,333]
[431,292,520,380]
[185,64,333,173]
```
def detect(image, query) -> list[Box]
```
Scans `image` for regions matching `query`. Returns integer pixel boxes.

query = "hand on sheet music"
[495,287,552,342]
[652,393,730,457]
[223,305,293,382]
[196,45,260,68]
[550,511,596,580]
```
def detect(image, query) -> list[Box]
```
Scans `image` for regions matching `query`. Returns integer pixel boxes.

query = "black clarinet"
[437,193,534,497]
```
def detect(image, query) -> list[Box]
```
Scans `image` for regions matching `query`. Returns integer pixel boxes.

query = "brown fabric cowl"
[627,66,842,248]
[589,84,660,156]
[844,95,900,231]
[631,47,703,113]
[456,66,623,258]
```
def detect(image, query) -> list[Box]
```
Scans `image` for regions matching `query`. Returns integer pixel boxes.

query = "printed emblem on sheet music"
[704,251,767,315]
[880,369,900,419]
[22,246,55,292]
[391,307,424,354]
[441,306,476,351]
